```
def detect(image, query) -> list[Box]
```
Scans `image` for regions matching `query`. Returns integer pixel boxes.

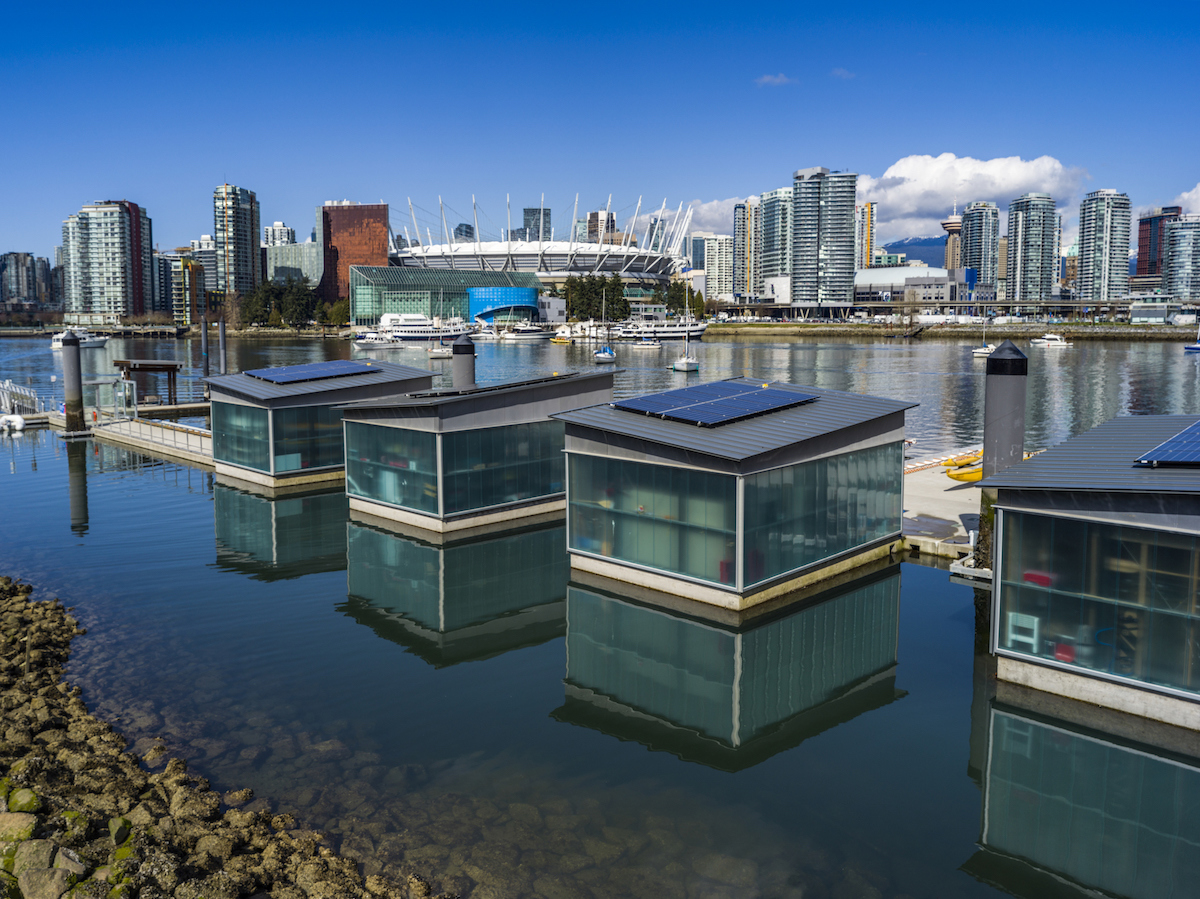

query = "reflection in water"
[343,518,568,666]
[213,481,348,580]
[963,703,1200,899]
[555,566,905,771]
[66,440,89,534]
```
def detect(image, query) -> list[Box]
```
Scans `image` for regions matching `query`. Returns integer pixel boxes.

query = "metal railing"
[94,417,213,460]
[0,380,44,415]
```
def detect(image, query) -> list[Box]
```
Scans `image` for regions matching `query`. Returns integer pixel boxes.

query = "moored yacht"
[51,328,108,349]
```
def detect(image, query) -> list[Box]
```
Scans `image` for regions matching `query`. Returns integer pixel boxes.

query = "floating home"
[206,360,432,492]
[552,378,915,609]
[556,564,903,771]
[982,415,1200,731]
[339,371,614,536]
[344,516,568,666]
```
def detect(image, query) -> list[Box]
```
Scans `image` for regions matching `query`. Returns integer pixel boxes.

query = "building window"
[442,420,563,514]
[568,456,736,585]
[345,421,438,514]
[212,402,270,472]
[997,510,1200,696]
[272,406,345,472]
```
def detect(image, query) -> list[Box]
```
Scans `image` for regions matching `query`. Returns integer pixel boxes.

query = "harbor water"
[2,332,1199,898]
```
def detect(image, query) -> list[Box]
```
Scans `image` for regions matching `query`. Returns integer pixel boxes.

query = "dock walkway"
[902,451,982,561]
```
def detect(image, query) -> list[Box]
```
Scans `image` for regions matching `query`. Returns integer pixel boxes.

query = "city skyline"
[5,2,1200,260]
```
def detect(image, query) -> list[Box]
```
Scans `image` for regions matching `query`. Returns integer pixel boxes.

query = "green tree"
[268,307,284,328]
[666,281,687,315]
[328,298,351,326]
[607,273,629,321]
[280,276,317,327]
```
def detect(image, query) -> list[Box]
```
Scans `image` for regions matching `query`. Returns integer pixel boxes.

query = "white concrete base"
[570,539,905,612]
[997,656,1200,732]
[214,462,344,492]
[348,496,566,540]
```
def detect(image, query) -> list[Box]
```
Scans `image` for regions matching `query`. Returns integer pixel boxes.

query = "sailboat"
[1185,321,1200,353]
[671,312,699,372]
[972,317,996,358]
[594,288,616,363]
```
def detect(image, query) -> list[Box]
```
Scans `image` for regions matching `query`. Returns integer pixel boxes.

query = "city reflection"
[342,517,568,666]
[66,440,89,534]
[553,563,905,771]
[962,698,1200,898]
[212,479,347,580]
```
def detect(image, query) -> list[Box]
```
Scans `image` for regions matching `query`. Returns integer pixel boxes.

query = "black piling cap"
[61,331,80,347]
[452,333,475,354]
[986,339,1027,376]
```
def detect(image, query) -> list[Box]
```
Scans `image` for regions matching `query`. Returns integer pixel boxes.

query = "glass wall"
[568,456,736,585]
[345,421,438,515]
[442,421,563,514]
[272,405,345,473]
[997,510,1200,697]
[743,443,903,587]
[211,401,270,472]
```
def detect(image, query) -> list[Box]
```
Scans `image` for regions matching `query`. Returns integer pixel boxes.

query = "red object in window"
[719,560,734,583]
[1054,643,1076,663]
[1023,570,1052,587]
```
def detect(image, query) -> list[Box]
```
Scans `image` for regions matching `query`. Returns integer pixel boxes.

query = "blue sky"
[6,0,1199,259]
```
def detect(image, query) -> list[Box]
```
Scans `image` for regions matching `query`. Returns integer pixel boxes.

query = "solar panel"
[245,360,375,385]
[1137,420,1200,466]
[613,382,817,428]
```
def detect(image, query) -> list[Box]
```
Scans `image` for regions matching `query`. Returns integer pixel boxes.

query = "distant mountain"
[881,236,946,265]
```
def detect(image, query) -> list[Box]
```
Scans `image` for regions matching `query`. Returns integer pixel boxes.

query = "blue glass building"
[467,286,539,325]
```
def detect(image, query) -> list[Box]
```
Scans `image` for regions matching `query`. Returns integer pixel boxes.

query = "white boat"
[615,316,707,341]
[471,326,501,341]
[972,344,998,358]
[671,325,699,372]
[1031,333,1072,347]
[353,330,399,348]
[51,328,108,349]
[427,345,453,358]
[594,347,616,364]
[630,337,662,350]
[375,313,471,342]
[500,322,551,341]
[1184,323,1200,353]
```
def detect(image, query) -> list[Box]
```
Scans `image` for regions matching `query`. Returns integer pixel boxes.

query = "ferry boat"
[615,316,707,341]
[378,313,471,342]
[50,328,108,349]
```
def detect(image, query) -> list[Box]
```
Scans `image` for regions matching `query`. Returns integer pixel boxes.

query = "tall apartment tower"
[587,211,617,243]
[854,202,876,270]
[792,167,857,306]
[61,200,154,320]
[213,184,261,296]
[317,201,390,304]
[1006,193,1059,305]
[263,222,296,247]
[760,188,793,281]
[733,198,761,298]
[0,253,37,304]
[1137,206,1182,281]
[1163,216,1200,302]
[1076,189,1131,306]
[703,235,735,302]
[941,207,962,270]
[523,208,551,241]
[960,202,1001,287]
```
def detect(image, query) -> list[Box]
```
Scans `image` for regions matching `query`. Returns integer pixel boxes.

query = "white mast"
[408,198,427,267]
[439,196,454,269]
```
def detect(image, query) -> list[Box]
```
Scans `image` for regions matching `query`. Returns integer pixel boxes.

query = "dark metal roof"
[338,370,614,412]
[552,378,916,462]
[205,359,431,403]
[980,415,1200,493]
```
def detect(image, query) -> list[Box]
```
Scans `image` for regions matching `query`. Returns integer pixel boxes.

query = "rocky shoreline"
[0,577,452,899]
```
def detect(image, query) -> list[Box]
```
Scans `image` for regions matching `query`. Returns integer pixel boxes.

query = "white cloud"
[682,197,745,235]
[1175,182,1200,214]
[830,68,855,79]
[755,73,795,87]
[858,153,1086,243]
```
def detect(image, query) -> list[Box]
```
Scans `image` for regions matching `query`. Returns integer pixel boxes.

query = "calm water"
[2,333,1198,899]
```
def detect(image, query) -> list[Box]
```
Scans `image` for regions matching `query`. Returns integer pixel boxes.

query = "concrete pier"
[902,451,984,562]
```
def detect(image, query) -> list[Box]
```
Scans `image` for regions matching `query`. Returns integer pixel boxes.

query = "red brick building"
[320,202,389,304]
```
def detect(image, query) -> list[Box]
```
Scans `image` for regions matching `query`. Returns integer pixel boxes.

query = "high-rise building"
[997,236,1008,303]
[1076,189,1131,307]
[960,202,1001,287]
[941,208,962,271]
[523,208,551,241]
[587,210,617,243]
[792,167,857,307]
[213,184,261,297]
[453,223,475,243]
[760,188,793,281]
[690,233,712,271]
[263,221,296,247]
[1006,193,1059,305]
[1163,215,1200,302]
[1136,206,1182,280]
[854,202,876,270]
[702,235,735,302]
[171,257,208,327]
[733,197,761,297]
[61,200,154,321]
[317,201,389,304]
[0,252,37,305]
